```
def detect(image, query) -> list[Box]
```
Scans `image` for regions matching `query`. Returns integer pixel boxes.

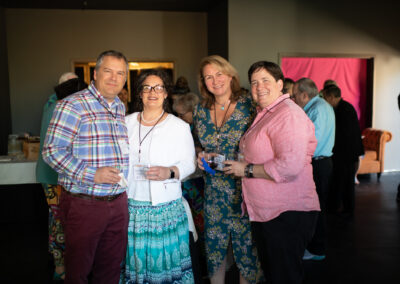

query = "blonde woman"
[193,55,261,284]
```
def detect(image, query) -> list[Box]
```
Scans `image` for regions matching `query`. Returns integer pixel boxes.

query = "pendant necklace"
[215,99,230,110]
[138,111,165,162]
[214,101,232,141]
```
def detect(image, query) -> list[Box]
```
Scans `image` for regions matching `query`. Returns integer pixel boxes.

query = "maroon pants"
[59,190,128,284]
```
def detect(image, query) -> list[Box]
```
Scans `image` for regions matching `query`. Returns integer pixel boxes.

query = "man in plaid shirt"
[43,50,129,284]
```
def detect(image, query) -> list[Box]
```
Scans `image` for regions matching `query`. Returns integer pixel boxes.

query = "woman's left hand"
[223,160,247,177]
[146,166,170,181]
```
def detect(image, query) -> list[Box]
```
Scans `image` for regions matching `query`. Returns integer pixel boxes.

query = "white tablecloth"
[0,156,38,185]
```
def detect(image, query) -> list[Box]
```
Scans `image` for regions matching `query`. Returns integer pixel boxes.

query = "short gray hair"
[172,92,200,113]
[295,78,318,99]
[95,50,129,74]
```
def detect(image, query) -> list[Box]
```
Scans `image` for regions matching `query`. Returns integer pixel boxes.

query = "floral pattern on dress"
[193,95,262,283]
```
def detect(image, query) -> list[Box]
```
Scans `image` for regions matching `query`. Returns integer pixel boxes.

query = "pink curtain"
[281,57,367,129]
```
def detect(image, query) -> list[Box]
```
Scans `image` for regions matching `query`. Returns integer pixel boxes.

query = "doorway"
[280,56,374,130]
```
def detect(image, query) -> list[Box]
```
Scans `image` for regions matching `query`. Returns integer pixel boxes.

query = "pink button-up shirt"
[240,94,320,222]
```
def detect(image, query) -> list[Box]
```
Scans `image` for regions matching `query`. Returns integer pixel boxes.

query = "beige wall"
[6,9,207,135]
[229,0,400,171]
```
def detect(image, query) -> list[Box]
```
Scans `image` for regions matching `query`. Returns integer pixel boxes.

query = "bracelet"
[244,164,254,178]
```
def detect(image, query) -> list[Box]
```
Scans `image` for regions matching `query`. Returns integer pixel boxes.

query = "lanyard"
[138,112,164,162]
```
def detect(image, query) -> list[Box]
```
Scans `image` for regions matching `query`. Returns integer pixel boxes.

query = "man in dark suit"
[323,85,364,217]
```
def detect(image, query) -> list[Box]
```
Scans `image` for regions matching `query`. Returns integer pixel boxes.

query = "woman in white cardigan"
[120,69,196,284]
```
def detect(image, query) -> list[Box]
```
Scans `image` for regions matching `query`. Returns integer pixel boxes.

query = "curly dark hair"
[132,69,173,113]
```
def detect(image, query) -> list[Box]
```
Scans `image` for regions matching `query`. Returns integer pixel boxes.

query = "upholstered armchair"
[357,128,392,179]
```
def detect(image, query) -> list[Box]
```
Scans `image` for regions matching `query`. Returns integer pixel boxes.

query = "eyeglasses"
[142,85,165,94]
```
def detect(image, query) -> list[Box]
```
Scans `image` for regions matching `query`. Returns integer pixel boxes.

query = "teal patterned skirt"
[120,198,194,284]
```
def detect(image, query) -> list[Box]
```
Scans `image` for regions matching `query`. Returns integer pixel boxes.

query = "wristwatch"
[244,164,254,178]
[170,168,175,179]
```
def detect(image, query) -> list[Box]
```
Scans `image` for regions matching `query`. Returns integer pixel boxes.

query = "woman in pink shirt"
[225,61,320,284]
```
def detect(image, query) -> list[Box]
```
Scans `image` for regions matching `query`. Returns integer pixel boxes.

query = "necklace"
[140,110,165,124]
[215,99,230,110]
[214,101,232,141]
[138,112,165,162]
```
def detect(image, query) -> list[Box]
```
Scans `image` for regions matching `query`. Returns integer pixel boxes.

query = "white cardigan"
[125,113,196,205]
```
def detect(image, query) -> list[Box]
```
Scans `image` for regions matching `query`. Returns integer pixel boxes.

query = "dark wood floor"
[1,172,399,284]
[303,172,400,284]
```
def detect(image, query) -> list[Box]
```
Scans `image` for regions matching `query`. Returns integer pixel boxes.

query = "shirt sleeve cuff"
[263,162,283,183]
[81,166,96,185]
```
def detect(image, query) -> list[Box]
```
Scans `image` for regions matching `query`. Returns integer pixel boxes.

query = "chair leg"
[377,172,381,180]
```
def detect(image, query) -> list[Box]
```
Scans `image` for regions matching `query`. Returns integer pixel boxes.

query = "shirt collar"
[88,81,120,110]
[303,95,319,112]
[257,93,290,114]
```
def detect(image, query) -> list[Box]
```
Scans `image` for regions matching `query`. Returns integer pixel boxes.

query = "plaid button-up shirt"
[43,82,129,196]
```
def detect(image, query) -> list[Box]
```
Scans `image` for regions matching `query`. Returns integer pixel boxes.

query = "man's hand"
[94,167,121,184]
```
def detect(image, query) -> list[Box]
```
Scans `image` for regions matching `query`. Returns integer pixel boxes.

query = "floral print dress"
[193,95,261,283]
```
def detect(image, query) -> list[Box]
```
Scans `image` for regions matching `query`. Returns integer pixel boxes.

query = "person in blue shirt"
[293,78,335,261]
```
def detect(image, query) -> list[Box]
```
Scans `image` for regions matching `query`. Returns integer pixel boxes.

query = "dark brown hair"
[133,69,173,112]
[248,61,284,84]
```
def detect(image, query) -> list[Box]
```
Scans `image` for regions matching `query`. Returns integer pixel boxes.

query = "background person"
[173,75,191,95]
[323,85,364,218]
[36,72,87,280]
[193,55,261,284]
[292,78,335,261]
[173,92,199,124]
[118,87,130,114]
[323,79,337,89]
[43,50,130,284]
[283,77,294,97]
[321,79,363,185]
[121,69,196,283]
[173,92,206,280]
[225,61,320,284]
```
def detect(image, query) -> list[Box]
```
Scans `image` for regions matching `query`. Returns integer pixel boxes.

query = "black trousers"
[307,157,333,255]
[329,158,357,214]
[251,211,318,284]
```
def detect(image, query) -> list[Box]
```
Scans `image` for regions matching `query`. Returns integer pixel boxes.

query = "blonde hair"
[197,55,242,109]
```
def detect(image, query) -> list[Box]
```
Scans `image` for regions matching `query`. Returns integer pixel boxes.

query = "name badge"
[119,139,129,155]
[133,164,150,181]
